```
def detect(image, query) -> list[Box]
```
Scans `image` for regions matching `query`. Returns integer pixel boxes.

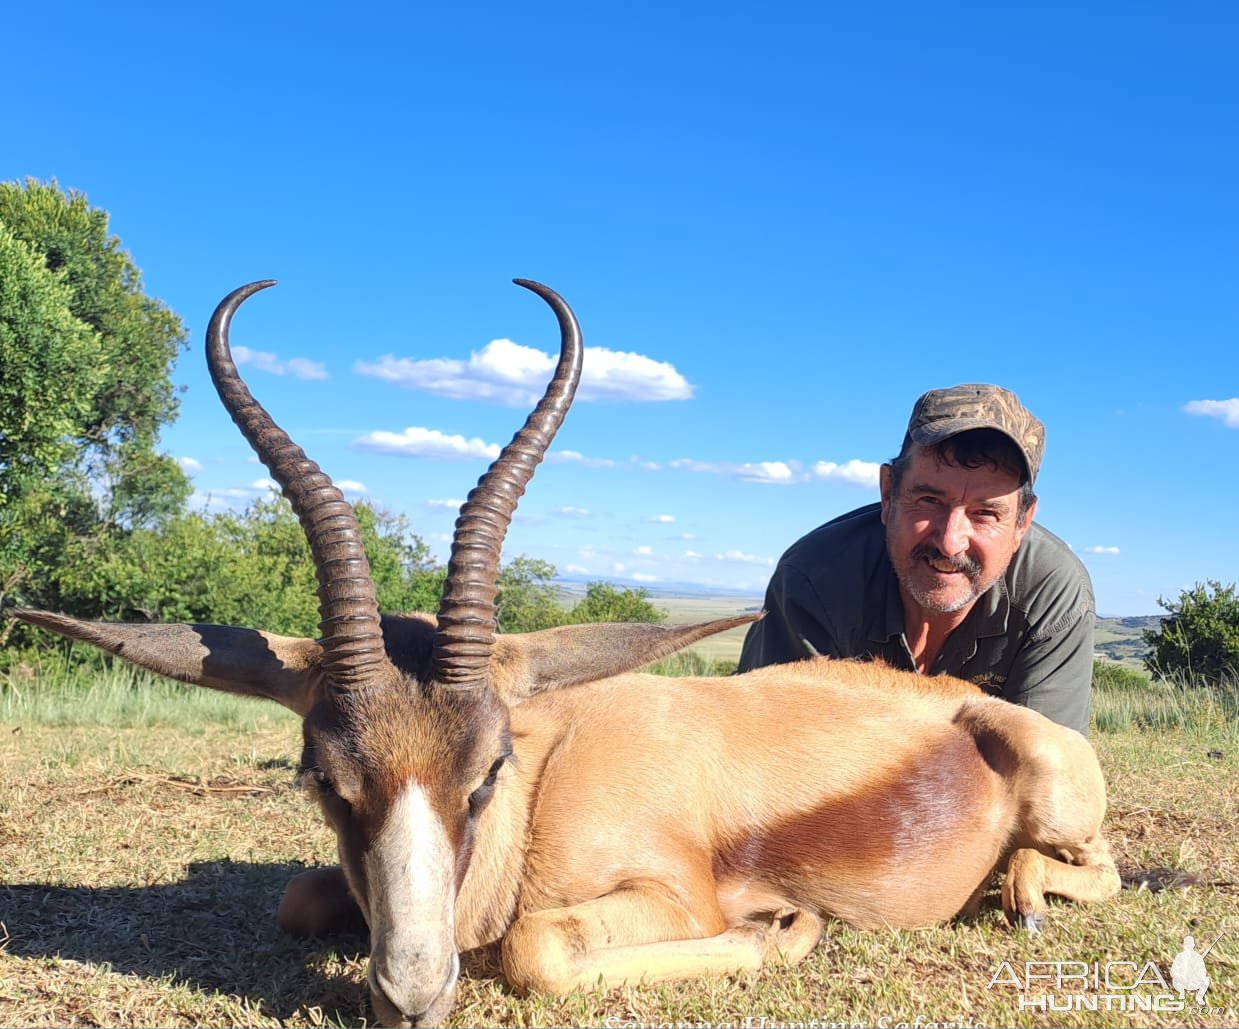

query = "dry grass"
[1,702,1237,1027]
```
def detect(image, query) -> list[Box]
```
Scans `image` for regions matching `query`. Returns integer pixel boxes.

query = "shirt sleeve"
[738,563,841,672]
[1003,607,1095,736]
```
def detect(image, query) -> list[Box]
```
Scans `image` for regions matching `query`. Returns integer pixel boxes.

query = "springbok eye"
[467,756,507,818]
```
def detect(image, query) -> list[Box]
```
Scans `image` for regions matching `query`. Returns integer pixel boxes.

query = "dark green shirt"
[738,503,1096,735]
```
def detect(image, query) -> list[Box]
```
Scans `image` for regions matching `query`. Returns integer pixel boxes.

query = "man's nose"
[934,507,971,556]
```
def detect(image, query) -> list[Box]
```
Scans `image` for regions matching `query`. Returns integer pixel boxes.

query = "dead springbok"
[14,280,1121,1027]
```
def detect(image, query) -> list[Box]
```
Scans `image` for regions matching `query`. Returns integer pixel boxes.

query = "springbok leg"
[277,866,365,937]
[1001,835,1121,931]
[501,887,821,995]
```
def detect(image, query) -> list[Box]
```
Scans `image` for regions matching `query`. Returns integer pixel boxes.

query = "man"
[738,383,1095,735]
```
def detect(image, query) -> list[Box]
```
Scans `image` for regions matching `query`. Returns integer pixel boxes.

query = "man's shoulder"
[779,502,886,572]
[1009,522,1096,637]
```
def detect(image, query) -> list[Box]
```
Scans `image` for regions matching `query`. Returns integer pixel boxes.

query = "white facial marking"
[364,782,458,1021]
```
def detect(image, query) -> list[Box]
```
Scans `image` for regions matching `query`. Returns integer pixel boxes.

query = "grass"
[1,662,1236,1027]
[1,652,294,731]
[1092,671,1239,740]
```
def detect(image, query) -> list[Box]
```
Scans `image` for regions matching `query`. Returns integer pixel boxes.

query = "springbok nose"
[368,950,459,1028]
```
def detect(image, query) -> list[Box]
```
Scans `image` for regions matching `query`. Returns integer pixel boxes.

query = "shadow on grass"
[1,858,377,1022]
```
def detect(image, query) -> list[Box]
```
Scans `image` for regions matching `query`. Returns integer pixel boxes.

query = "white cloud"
[812,459,882,488]
[251,477,279,491]
[632,572,660,583]
[353,426,501,461]
[1082,545,1121,555]
[550,449,618,469]
[337,479,368,496]
[663,455,878,488]
[645,514,676,524]
[355,338,693,406]
[233,345,328,381]
[565,563,590,575]
[553,506,591,518]
[1184,398,1239,428]
[612,562,626,574]
[670,457,803,484]
[634,545,653,556]
[683,549,703,559]
[737,461,796,484]
[716,549,775,566]
[178,456,203,473]
[426,498,466,510]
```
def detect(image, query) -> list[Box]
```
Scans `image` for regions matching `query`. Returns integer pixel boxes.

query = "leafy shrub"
[1144,580,1239,685]
[1091,660,1150,692]
[568,581,665,625]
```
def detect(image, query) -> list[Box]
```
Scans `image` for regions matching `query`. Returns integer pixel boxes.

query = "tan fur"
[458,657,1118,991]
[14,610,1119,1022]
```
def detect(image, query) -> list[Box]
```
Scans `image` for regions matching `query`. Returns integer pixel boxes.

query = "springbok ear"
[488,613,759,704]
[11,610,325,716]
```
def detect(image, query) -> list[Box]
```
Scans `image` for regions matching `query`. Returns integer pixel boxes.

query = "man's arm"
[738,563,840,672]
[1004,607,1095,736]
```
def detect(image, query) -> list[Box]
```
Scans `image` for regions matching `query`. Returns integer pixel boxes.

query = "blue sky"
[5,2,1236,615]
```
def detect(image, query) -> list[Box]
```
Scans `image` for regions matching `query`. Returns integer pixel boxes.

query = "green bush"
[1144,580,1239,685]
[1091,660,1150,692]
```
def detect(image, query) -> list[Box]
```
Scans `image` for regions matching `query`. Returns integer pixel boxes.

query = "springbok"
[13,280,1121,1027]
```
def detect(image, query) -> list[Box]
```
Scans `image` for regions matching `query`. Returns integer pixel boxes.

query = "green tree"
[0,180,190,627]
[0,228,100,493]
[0,179,185,458]
[1144,580,1239,685]
[568,581,666,624]
[53,497,447,638]
[495,556,567,632]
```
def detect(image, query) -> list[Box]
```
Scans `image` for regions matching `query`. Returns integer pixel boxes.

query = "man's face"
[880,444,1036,618]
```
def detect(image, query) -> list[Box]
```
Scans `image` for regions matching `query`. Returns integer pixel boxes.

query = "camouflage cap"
[904,383,1045,484]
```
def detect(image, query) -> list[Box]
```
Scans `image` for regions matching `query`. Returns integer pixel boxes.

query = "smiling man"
[738,384,1095,735]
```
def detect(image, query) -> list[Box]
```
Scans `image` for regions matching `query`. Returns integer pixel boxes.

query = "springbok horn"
[206,281,390,691]
[433,279,583,688]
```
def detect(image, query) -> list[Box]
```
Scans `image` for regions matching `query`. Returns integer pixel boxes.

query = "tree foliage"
[568,581,665,624]
[1144,580,1239,685]
[0,229,100,492]
[47,498,441,638]
[1,180,190,629]
[0,179,184,454]
[3,486,666,659]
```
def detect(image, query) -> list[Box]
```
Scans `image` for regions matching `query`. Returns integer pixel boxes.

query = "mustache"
[911,544,981,577]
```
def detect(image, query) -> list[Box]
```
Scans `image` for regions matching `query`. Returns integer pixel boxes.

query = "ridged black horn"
[432,279,583,688]
[206,281,390,692]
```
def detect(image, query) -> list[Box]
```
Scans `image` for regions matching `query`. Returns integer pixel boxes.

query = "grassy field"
[623,595,1158,672]
[1,664,1236,1028]
[653,594,762,665]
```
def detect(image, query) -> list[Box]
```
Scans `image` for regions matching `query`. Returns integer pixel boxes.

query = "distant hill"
[555,578,1162,671]
[1094,615,1161,668]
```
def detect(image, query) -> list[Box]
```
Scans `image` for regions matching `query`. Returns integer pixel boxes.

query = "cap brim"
[909,419,1036,483]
